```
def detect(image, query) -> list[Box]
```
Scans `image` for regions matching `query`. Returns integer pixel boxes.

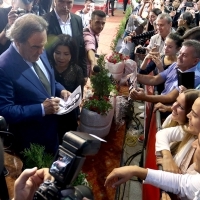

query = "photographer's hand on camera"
[169,10,176,17]
[43,97,60,115]
[130,87,146,101]
[8,8,19,25]
[13,167,53,200]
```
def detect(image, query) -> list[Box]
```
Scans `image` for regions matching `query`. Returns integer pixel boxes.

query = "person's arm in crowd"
[12,167,54,200]
[151,55,164,72]
[171,10,181,28]
[153,102,172,113]
[139,54,153,71]
[137,73,164,86]
[155,126,184,173]
[139,57,161,75]
[0,8,18,45]
[87,49,96,74]
[138,1,145,17]
[105,166,200,199]
[83,30,97,76]
[130,88,179,104]
[0,28,8,45]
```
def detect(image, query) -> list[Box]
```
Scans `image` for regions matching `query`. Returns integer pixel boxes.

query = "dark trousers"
[57,109,78,144]
[110,1,115,15]
[123,0,129,11]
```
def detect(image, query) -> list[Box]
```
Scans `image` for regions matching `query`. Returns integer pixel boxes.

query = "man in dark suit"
[0,13,70,156]
[0,0,34,55]
[43,0,88,82]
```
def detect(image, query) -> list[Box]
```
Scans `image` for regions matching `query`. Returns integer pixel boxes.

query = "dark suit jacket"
[43,10,87,77]
[0,7,11,55]
[0,45,65,155]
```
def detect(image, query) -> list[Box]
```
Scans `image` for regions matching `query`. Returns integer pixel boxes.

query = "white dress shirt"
[54,9,72,36]
[144,169,200,200]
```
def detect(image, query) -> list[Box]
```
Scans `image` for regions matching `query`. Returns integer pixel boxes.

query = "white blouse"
[144,168,200,200]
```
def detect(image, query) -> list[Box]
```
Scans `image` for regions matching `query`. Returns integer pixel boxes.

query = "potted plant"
[105,51,129,81]
[79,54,117,138]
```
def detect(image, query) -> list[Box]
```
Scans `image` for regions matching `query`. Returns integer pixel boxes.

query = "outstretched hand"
[13,167,54,200]
[153,102,172,113]
[104,166,148,188]
[161,192,171,200]
[130,87,146,101]
[104,166,136,188]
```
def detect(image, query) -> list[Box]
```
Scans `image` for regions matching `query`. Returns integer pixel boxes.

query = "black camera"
[16,8,27,15]
[164,5,175,13]
[34,131,101,200]
[136,47,146,54]
[131,30,155,46]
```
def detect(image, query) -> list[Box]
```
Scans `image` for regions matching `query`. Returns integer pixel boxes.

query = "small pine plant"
[72,171,91,188]
[21,143,54,169]
[83,54,117,115]
[21,143,91,187]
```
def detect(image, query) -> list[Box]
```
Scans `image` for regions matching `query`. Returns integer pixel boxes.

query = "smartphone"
[185,2,194,7]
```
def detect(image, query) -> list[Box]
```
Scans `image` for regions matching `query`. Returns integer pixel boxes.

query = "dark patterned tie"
[32,62,51,95]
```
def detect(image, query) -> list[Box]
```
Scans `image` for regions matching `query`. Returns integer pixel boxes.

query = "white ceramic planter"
[105,61,125,81]
[78,98,115,138]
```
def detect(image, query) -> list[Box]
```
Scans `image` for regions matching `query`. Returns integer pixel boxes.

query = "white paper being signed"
[57,85,82,115]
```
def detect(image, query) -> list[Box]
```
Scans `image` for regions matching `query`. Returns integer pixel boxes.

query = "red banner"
[142,85,160,200]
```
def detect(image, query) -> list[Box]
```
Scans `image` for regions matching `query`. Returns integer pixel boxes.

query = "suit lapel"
[51,10,62,35]
[70,14,76,37]
[9,46,51,96]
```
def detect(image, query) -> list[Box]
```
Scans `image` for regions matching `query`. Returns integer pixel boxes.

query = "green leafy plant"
[72,171,91,188]
[21,143,91,187]
[83,54,117,115]
[83,96,113,115]
[21,143,54,169]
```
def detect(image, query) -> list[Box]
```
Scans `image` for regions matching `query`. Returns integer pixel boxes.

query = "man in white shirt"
[75,0,94,29]
[43,0,88,82]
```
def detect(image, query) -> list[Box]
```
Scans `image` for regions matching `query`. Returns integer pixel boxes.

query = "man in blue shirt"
[130,40,200,104]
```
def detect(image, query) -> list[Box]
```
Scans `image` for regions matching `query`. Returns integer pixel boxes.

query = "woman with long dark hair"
[48,34,85,144]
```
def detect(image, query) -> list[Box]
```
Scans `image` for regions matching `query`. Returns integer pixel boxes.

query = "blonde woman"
[156,89,200,174]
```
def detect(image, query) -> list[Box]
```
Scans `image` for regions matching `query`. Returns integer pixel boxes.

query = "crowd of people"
[106,0,200,199]
[1,0,200,199]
